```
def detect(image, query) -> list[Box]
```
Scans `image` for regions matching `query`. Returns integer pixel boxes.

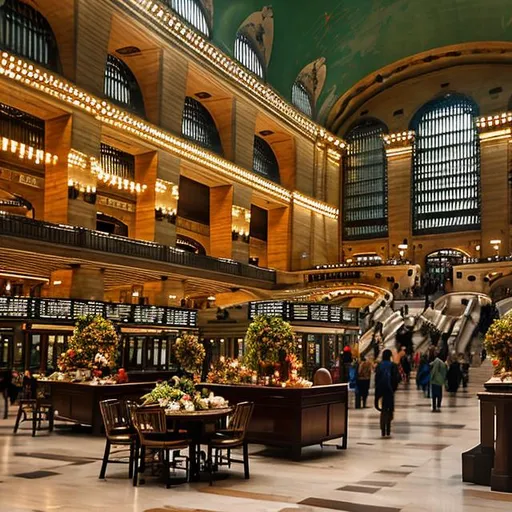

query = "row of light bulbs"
[0,51,340,219]
[1,136,57,165]
[131,0,345,150]
[155,179,179,198]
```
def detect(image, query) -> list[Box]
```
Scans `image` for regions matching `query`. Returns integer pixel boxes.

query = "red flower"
[492,359,499,367]
[68,349,76,358]
[182,394,191,401]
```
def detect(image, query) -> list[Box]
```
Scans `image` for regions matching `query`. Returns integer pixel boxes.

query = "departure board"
[248,301,288,319]
[36,299,73,320]
[133,305,166,325]
[73,301,105,318]
[0,297,30,318]
[105,304,133,323]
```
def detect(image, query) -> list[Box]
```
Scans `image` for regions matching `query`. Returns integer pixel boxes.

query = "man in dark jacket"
[375,349,401,437]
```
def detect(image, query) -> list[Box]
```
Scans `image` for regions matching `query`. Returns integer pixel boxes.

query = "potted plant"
[484,315,512,381]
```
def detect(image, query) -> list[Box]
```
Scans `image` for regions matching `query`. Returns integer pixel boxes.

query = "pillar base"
[462,444,494,486]
[491,470,512,492]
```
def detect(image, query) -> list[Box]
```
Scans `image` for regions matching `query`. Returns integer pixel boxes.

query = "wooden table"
[165,407,232,481]
[204,383,348,460]
[44,381,156,435]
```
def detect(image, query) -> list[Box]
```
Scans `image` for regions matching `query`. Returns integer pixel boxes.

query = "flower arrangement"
[244,315,297,377]
[141,377,228,411]
[283,354,312,388]
[174,334,205,376]
[485,315,512,379]
[206,358,256,384]
[58,315,119,374]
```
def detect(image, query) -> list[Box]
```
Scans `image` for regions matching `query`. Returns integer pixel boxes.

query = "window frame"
[252,135,280,184]
[104,54,145,117]
[343,118,388,241]
[162,0,211,38]
[410,94,481,236]
[234,32,266,81]
[291,80,313,118]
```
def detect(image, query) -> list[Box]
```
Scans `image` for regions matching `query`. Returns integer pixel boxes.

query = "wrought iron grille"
[234,32,265,80]
[181,97,223,155]
[292,81,313,118]
[100,143,135,180]
[0,102,44,149]
[0,0,60,71]
[104,54,145,117]
[343,119,388,240]
[162,0,210,37]
[411,95,481,235]
[253,135,280,183]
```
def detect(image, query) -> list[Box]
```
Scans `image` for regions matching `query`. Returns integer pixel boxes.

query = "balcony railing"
[0,213,276,283]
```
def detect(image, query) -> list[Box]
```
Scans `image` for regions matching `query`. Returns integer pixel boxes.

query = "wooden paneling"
[160,49,189,134]
[75,0,112,97]
[234,98,257,170]
[135,152,158,241]
[481,138,509,257]
[268,206,290,271]
[44,115,72,224]
[210,185,233,259]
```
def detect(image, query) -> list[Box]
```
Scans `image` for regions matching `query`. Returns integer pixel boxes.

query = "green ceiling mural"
[211,0,512,122]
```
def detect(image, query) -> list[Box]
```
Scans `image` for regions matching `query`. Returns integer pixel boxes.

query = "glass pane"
[30,334,41,369]
[47,335,55,370]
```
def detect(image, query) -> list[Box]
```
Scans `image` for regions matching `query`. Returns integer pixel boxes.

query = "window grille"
[181,97,223,154]
[162,0,210,37]
[104,54,145,117]
[411,95,480,235]
[292,81,313,118]
[253,135,279,183]
[0,0,60,71]
[234,33,265,80]
[100,143,135,180]
[0,102,44,150]
[343,120,388,240]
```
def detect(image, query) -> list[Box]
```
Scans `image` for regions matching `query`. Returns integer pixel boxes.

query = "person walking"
[416,354,431,397]
[430,353,448,412]
[356,356,373,408]
[375,349,401,437]
[447,358,462,394]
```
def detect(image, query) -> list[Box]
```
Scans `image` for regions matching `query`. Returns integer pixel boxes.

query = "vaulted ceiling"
[211,0,512,125]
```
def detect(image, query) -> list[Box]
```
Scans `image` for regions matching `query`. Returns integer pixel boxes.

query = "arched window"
[292,81,313,118]
[162,0,210,38]
[411,94,480,235]
[234,32,265,80]
[0,102,44,150]
[0,0,60,71]
[104,54,145,117]
[253,135,279,183]
[343,119,388,240]
[181,97,223,155]
[100,143,135,180]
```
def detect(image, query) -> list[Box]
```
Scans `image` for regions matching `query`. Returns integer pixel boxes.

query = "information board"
[105,303,133,323]
[73,301,105,318]
[36,299,73,320]
[0,297,30,318]
[248,301,288,319]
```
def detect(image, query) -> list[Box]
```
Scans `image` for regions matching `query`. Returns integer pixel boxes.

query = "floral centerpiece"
[207,358,256,384]
[174,334,205,378]
[141,377,228,411]
[244,315,297,380]
[484,315,512,380]
[57,315,120,378]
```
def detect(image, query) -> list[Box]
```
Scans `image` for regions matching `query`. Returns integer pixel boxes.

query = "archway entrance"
[176,235,206,255]
[96,213,128,236]
[425,249,466,284]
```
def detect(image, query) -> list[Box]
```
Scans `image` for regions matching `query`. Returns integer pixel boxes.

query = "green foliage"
[174,334,206,375]
[58,315,119,371]
[485,315,512,374]
[244,315,296,372]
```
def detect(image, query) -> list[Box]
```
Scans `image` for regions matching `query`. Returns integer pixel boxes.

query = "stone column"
[233,98,257,170]
[268,206,290,270]
[135,152,158,241]
[210,185,233,259]
[49,266,105,301]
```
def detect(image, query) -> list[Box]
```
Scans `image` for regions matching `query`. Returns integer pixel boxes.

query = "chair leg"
[132,443,140,487]
[32,405,37,437]
[243,442,250,479]
[227,448,231,468]
[208,445,213,486]
[99,439,111,479]
[164,449,171,489]
[13,405,23,433]
[128,441,134,479]
[48,408,54,433]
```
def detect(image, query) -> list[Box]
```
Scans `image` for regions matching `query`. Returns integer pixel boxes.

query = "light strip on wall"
[121,0,345,150]
[0,52,339,219]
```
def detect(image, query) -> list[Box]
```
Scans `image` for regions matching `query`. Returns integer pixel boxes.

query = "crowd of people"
[341,342,473,438]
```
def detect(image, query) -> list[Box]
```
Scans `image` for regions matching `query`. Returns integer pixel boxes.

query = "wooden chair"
[99,399,138,479]
[131,406,191,488]
[206,401,254,485]
[13,380,54,436]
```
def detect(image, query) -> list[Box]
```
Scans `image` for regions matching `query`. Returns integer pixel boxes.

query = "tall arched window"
[0,102,44,150]
[0,0,60,71]
[100,143,135,180]
[292,81,313,118]
[162,0,210,38]
[104,54,145,117]
[253,135,279,183]
[343,119,388,240]
[234,33,265,80]
[411,94,480,235]
[181,97,223,155]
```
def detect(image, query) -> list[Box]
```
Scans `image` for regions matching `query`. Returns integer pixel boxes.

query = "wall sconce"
[490,239,502,256]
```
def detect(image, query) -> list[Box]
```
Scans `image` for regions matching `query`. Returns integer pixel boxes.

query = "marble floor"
[0,362,508,512]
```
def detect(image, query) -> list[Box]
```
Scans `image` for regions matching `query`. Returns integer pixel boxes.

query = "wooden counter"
[45,381,155,435]
[204,383,348,459]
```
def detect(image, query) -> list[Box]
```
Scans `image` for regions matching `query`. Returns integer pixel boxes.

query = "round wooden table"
[165,407,233,481]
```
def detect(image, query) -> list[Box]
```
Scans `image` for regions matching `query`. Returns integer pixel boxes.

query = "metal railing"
[0,213,276,283]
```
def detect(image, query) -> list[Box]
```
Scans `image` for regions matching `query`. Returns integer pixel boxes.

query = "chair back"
[99,399,136,436]
[227,401,254,440]
[313,367,333,386]
[132,406,167,441]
